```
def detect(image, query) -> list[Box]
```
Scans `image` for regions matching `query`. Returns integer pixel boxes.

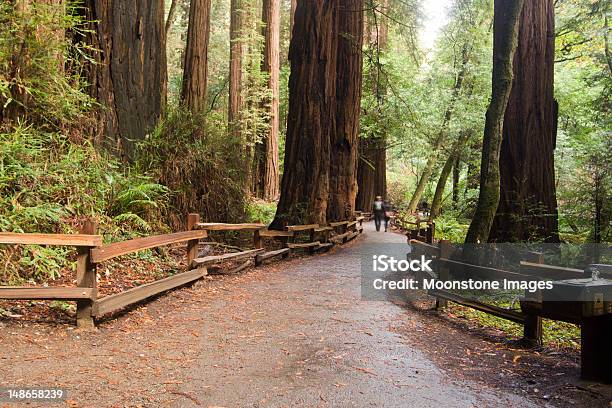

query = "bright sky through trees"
[420,0,452,49]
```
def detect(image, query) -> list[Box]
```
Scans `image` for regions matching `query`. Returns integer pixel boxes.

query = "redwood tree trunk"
[270,0,337,228]
[228,0,243,138]
[356,1,388,210]
[80,0,167,160]
[181,0,211,114]
[489,0,559,242]
[327,0,363,222]
[465,0,524,244]
[258,0,281,200]
[356,139,377,211]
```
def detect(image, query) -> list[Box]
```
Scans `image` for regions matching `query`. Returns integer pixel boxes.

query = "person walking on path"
[383,200,393,232]
[372,196,385,232]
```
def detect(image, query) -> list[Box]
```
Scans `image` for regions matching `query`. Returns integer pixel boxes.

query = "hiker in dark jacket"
[383,200,393,232]
[372,196,385,232]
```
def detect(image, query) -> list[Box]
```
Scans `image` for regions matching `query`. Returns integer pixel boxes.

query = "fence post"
[435,240,451,311]
[186,213,200,269]
[522,255,543,346]
[253,228,263,250]
[426,222,435,244]
[77,219,97,329]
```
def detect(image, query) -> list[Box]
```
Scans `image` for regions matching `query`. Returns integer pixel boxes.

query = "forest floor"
[0,223,610,407]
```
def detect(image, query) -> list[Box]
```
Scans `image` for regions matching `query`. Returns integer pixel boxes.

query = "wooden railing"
[0,213,365,328]
[409,239,612,383]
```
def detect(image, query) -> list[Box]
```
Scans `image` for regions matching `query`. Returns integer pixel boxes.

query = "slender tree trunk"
[290,0,297,35]
[181,0,211,114]
[270,0,338,228]
[80,0,167,160]
[452,156,461,208]
[228,0,243,138]
[327,0,364,222]
[465,0,524,244]
[489,0,559,242]
[430,131,471,218]
[407,44,471,213]
[165,0,179,36]
[356,140,376,211]
[258,0,281,200]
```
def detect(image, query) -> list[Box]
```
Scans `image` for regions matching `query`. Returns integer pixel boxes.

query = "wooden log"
[91,230,208,263]
[522,256,543,346]
[191,248,265,268]
[0,232,102,247]
[92,268,207,317]
[286,242,320,249]
[329,221,349,228]
[253,229,263,249]
[258,229,294,238]
[317,242,334,250]
[439,258,532,281]
[430,289,526,324]
[186,213,201,269]
[286,224,319,232]
[255,248,291,265]
[314,227,334,232]
[330,232,350,244]
[77,220,97,329]
[0,287,95,300]
[346,231,360,241]
[195,223,266,231]
[435,240,451,310]
[519,261,584,280]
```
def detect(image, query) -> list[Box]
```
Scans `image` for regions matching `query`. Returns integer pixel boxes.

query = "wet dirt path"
[0,223,544,407]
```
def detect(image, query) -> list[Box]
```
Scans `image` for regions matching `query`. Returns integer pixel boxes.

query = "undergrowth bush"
[137,105,248,230]
[0,126,169,284]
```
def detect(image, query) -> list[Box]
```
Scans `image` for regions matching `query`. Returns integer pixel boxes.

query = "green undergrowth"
[448,303,581,349]
[0,126,170,285]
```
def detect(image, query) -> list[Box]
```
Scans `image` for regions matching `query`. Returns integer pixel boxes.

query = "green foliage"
[0,126,169,284]
[137,105,247,229]
[0,2,94,129]
[433,215,469,243]
[246,199,277,225]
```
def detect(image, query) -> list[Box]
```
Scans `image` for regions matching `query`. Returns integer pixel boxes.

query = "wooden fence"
[409,239,612,383]
[0,214,365,328]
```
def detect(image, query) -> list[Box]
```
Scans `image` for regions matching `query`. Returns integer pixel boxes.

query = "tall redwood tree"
[256,0,281,200]
[327,0,364,221]
[181,0,212,114]
[270,0,338,228]
[489,0,559,242]
[80,0,167,160]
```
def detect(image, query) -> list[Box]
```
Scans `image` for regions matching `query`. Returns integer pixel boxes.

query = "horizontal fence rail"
[1,213,366,328]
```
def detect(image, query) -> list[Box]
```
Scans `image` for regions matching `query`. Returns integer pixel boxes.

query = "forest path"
[0,223,543,407]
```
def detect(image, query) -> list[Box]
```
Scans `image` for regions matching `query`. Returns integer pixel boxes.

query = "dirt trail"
[1,223,546,407]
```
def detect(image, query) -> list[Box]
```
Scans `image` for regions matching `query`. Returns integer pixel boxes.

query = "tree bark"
[270,0,338,228]
[165,0,179,36]
[327,0,364,222]
[290,0,297,36]
[465,0,524,244]
[356,0,388,210]
[452,156,461,208]
[80,0,167,160]
[257,0,281,200]
[181,0,211,114]
[430,131,471,218]
[228,0,243,139]
[489,0,559,242]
